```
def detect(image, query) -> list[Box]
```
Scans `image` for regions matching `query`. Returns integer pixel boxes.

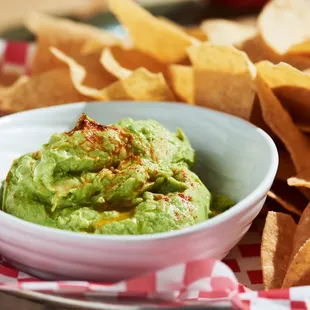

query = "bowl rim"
[0,101,279,242]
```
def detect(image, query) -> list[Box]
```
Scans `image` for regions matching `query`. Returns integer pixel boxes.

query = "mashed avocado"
[1,114,233,235]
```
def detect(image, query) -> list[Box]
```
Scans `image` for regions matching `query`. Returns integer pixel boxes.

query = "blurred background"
[0,0,269,41]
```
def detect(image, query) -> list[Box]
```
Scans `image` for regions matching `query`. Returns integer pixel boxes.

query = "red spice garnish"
[66,114,110,135]
[5,172,11,183]
[163,197,169,202]
[188,206,194,217]
[178,193,192,202]
[178,193,193,218]
[32,151,41,160]
[178,193,186,200]
[65,113,136,158]
[84,131,104,146]
[150,146,158,163]
[179,194,189,201]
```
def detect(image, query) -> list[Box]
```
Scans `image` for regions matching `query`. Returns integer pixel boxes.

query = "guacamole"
[1,114,233,235]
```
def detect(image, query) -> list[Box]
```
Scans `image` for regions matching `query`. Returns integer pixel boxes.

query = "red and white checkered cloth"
[0,41,34,76]
[0,254,309,310]
[0,41,309,309]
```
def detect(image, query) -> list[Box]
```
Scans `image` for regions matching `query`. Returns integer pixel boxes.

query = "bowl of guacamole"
[1,113,234,235]
[0,102,278,281]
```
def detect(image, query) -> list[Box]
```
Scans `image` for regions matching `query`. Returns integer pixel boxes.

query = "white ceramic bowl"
[0,102,278,281]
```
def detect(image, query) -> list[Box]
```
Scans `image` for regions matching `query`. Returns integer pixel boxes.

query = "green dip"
[1,114,234,235]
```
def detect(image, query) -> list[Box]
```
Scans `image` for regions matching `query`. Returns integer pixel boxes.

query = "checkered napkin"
[0,41,309,309]
[0,256,309,309]
[0,41,34,76]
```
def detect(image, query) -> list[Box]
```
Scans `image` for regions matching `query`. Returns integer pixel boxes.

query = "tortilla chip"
[258,0,310,55]
[100,48,132,80]
[288,40,310,56]
[303,68,310,75]
[0,76,30,115]
[168,65,193,104]
[187,43,256,120]
[256,70,310,173]
[267,192,302,217]
[255,61,310,127]
[240,35,275,64]
[50,47,113,98]
[108,0,199,63]
[288,204,310,266]
[288,167,310,189]
[250,95,277,140]
[201,19,257,47]
[81,40,106,55]
[26,12,120,45]
[233,15,257,27]
[76,53,117,89]
[25,12,122,74]
[288,177,310,189]
[184,26,208,42]
[282,54,310,71]
[282,239,310,288]
[0,71,23,87]
[101,46,168,79]
[51,47,175,102]
[268,179,307,216]
[240,34,310,71]
[276,148,296,182]
[0,69,88,114]
[158,17,207,41]
[299,188,310,202]
[2,75,29,91]
[70,0,109,19]
[81,36,132,56]
[297,122,310,133]
[49,46,117,91]
[101,68,175,101]
[261,211,296,289]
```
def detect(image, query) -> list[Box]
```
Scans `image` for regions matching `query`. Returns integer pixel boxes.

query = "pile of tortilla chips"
[0,0,310,289]
[262,204,310,289]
